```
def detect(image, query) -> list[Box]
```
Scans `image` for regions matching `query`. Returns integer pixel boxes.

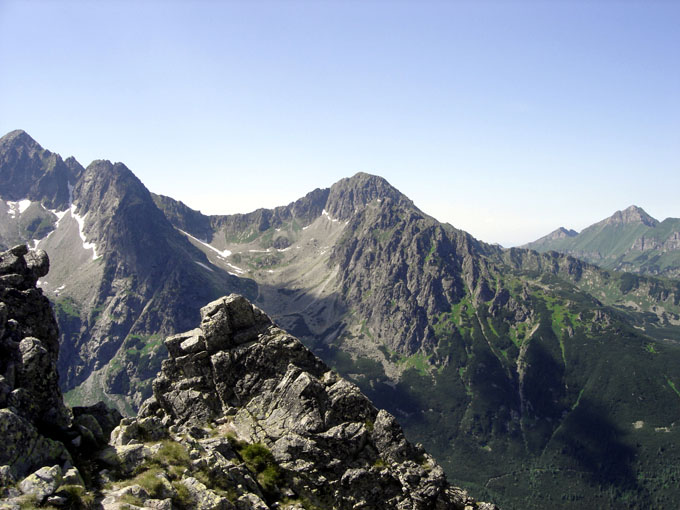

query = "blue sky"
[1,1,678,246]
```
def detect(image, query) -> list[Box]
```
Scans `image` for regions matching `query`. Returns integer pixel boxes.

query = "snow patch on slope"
[226,263,245,275]
[6,199,33,218]
[194,261,214,273]
[322,209,340,223]
[178,228,232,258]
[70,205,99,260]
[177,228,245,275]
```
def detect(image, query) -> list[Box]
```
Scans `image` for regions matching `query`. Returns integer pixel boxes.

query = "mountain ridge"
[524,205,680,278]
[3,130,680,508]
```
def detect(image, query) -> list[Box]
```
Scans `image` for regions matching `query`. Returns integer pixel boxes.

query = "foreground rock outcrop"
[0,245,120,507]
[109,294,497,509]
[0,245,73,485]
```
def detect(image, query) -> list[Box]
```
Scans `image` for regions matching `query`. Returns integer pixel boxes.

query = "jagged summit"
[325,172,415,221]
[603,205,658,227]
[0,129,42,149]
[0,129,83,209]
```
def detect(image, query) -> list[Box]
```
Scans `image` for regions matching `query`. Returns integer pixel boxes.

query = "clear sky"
[1,1,678,246]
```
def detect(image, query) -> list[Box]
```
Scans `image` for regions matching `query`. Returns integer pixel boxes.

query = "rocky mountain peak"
[75,159,145,211]
[325,172,415,220]
[72,159,175,257]
[0,130,82,210]
[0,129,42,151]
[553,227,578,239]
[604,205,658,227]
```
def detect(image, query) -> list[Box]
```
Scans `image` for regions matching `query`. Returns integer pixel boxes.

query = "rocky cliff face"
[632,223,680,253]
[0,131,84,251]
[0,245,121,507]
[56,159,251,405]
[329,192,498,356]
[109,294,496,509]
[0,245,72,480]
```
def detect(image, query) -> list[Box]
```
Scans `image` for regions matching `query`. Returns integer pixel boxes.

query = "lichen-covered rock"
[0,409,72,481]
[18,465,62,503]
[100,484,151,509]
[62,467,85,488]
[112,443,154,476]
[180,476,233,510]
[0,466,15,488]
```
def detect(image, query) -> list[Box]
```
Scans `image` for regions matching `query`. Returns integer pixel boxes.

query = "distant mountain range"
[2,129,680,509]
[524,205,680,278]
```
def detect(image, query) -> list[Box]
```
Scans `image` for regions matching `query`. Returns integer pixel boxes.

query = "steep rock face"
[0,245,121,497]
[151,193,214,242]
[0,131,84,251]
[134,294,497,509]
[0,245,69,432]
[329,196,496,355]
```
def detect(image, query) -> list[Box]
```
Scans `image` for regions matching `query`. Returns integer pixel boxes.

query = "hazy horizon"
[1,1,678,247]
